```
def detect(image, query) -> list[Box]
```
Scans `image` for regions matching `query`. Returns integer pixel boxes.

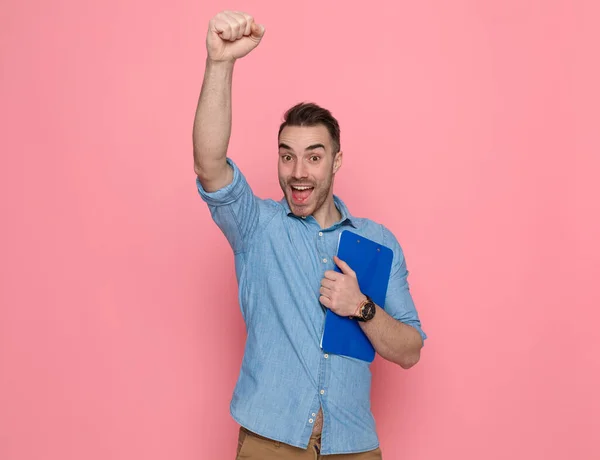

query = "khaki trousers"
[236,427,383,459]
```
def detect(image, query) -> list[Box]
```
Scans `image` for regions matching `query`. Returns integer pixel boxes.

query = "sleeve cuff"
[405,322,427,344]
[195,158,247,207]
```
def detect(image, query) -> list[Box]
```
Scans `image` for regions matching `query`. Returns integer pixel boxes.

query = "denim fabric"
[197,159,426,455]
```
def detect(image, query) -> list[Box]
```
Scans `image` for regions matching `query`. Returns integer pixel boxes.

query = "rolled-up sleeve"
[381,227,427,343]
[196,158,259,254]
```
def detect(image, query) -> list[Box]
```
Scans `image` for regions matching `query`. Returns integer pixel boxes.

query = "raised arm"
[193,10,265,192]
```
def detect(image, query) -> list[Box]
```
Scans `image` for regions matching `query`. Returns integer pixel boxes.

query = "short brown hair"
[278,102,341,154]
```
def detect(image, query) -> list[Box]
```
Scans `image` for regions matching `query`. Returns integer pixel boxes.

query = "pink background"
[1,0,599,459]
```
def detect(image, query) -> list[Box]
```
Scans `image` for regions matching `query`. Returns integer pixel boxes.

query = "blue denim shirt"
[196,159,426,455]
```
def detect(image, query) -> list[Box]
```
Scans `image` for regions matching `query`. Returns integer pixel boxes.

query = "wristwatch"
[354,295,376,322]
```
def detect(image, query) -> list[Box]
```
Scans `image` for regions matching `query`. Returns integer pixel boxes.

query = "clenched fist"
[206,10,265,62]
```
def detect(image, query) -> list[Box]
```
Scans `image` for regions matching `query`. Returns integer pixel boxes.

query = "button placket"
[315,325,329,429]
[317,230,329,264]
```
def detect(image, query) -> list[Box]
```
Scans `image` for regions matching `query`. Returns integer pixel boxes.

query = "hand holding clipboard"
[320,230,394,362]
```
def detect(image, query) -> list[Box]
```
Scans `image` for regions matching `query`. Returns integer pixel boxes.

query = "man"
[193,10,426,459]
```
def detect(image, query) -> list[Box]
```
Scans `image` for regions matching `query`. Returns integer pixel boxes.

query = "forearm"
[192,59,235,190]
[359,305,423,369]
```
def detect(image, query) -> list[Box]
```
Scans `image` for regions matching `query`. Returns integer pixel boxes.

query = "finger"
[218,11,241,41]
[210,17,234,41]
[323,270,338,281]
[320,278,335,290]
[319,286,333,297]
[250,22,265,39]
[320,295,332,309]
[235,11,254,36]
[334,256,355,276]
[223,11,245,40]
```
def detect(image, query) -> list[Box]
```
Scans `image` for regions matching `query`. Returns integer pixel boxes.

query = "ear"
[333,150,343,173]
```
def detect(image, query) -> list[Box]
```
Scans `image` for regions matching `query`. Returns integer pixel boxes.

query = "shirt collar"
[279,195,357,229]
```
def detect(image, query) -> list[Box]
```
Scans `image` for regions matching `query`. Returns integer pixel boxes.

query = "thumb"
[250,22,265,39]
[334,256,355,276]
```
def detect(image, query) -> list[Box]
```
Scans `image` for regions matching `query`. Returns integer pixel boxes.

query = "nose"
[292,159,308,179]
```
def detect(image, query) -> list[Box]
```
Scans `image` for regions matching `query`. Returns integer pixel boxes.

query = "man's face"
[278,125,342,218]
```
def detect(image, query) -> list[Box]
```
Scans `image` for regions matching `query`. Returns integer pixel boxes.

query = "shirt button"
[320,389,325,395]
[324,354,329,359]
[312,413,316,417]
[322,258,327,263]
[318,232,323,237]
[309,418,314,423]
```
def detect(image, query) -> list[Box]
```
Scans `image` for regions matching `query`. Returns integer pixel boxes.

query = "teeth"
[292,186,312,190]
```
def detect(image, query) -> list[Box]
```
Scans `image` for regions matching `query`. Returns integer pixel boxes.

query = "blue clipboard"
[320,230,394,362]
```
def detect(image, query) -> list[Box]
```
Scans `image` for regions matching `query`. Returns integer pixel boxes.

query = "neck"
[312,195,342,229]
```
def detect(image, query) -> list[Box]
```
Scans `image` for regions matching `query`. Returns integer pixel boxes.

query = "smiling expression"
[278,124,342,218]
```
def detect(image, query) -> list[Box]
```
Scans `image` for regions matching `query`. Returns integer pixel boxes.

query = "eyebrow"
[278,143,326,152]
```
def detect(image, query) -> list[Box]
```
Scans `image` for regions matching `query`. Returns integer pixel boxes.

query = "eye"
[310,155,320,162]
[281,154,292,162]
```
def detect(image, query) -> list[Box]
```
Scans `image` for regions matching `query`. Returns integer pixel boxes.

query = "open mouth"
[290,185,314,204]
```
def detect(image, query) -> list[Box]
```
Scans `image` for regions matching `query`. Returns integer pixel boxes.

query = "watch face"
[362,302,376,320]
